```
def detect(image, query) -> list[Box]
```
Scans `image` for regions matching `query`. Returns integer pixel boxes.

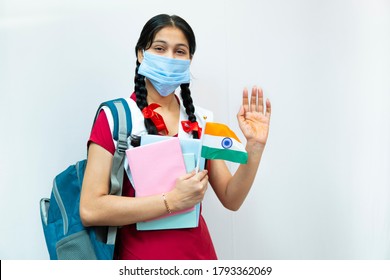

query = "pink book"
[125,137,193,219]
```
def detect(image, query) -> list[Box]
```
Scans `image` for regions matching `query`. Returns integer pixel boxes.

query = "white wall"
[1,0,389,260]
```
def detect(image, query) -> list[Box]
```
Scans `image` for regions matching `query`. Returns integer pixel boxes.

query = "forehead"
[153,26,189,47]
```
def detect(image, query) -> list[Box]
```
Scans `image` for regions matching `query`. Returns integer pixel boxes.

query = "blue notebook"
[136,135,203,231]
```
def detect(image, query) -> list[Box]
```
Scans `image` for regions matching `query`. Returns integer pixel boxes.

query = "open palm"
[237,86,271,146]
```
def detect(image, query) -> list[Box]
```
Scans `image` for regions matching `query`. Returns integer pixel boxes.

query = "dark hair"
[133,14,198,145]
[135,14,196,58]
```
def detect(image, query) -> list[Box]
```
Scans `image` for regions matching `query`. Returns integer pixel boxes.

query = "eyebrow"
[152,40,189,49]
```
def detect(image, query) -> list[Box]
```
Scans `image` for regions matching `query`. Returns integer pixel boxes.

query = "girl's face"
[138,26,191,62]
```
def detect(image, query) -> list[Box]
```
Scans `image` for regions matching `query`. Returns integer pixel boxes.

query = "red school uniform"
[88,96,217,260]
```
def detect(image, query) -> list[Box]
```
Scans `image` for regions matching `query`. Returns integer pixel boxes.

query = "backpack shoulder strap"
[93,97,132,245]
[95,98,132,142]
[97,98,132,195]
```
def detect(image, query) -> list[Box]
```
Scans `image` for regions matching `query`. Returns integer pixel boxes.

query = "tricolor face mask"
[137,51,191,97]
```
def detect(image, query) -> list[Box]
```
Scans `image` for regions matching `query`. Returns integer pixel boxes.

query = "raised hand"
[237,86,271,147]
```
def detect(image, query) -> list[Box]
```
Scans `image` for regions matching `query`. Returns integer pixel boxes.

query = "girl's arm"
[208,86,271,211]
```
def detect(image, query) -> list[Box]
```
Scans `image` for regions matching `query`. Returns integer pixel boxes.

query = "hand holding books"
[166,169,208,212]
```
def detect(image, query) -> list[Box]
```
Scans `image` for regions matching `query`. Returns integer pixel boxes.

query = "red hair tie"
[181,120,202,137]
[142,103,169,134]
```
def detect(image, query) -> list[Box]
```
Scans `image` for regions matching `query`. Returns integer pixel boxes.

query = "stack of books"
[125,135,205,230]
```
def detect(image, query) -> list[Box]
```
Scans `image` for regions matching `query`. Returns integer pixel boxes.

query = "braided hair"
[134,61,157,135]
[180,83,199,139]
[133,14,198,145]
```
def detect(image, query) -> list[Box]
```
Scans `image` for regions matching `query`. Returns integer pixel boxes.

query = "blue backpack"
[40,98,132,260]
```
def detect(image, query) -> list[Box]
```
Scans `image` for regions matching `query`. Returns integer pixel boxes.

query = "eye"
[176,49,187,56]
[153,46,165,52]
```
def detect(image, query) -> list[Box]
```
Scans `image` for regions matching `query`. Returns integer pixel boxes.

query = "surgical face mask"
[137,51,191,97]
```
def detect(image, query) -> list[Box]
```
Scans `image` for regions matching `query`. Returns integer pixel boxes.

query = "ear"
[137,49,144,63]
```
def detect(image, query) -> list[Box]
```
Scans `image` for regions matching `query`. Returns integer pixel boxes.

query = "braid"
[132,62,158,147]
[180,83,199,139]
[134,62,148,112]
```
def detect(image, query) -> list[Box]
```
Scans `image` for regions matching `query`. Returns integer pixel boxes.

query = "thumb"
[237,105,245,121]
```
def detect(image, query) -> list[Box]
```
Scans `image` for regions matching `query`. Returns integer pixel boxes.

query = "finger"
[242,87,249,113]
[179,170,196,180]
[265,98,271,119]
[193,169,208,181]
[199,174,209,186]
[250,86,257,112]
[257,87,264,114]
[199,172,209,189]
[201,176,209,192]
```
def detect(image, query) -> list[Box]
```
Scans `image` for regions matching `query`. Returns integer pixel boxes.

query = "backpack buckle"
[117,138,128,153]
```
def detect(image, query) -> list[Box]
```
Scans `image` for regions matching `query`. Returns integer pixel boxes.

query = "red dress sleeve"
[88,109,115,155]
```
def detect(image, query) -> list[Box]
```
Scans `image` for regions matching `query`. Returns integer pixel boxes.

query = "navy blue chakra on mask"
[221,137,233,149]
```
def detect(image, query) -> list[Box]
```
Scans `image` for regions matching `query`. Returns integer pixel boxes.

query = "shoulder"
[93,97,147,149]
[89,108,115,154]
[123,97,148,137]
[101,97,147,138]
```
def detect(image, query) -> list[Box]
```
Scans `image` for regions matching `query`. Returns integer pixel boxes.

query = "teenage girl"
[80,14,271,260]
